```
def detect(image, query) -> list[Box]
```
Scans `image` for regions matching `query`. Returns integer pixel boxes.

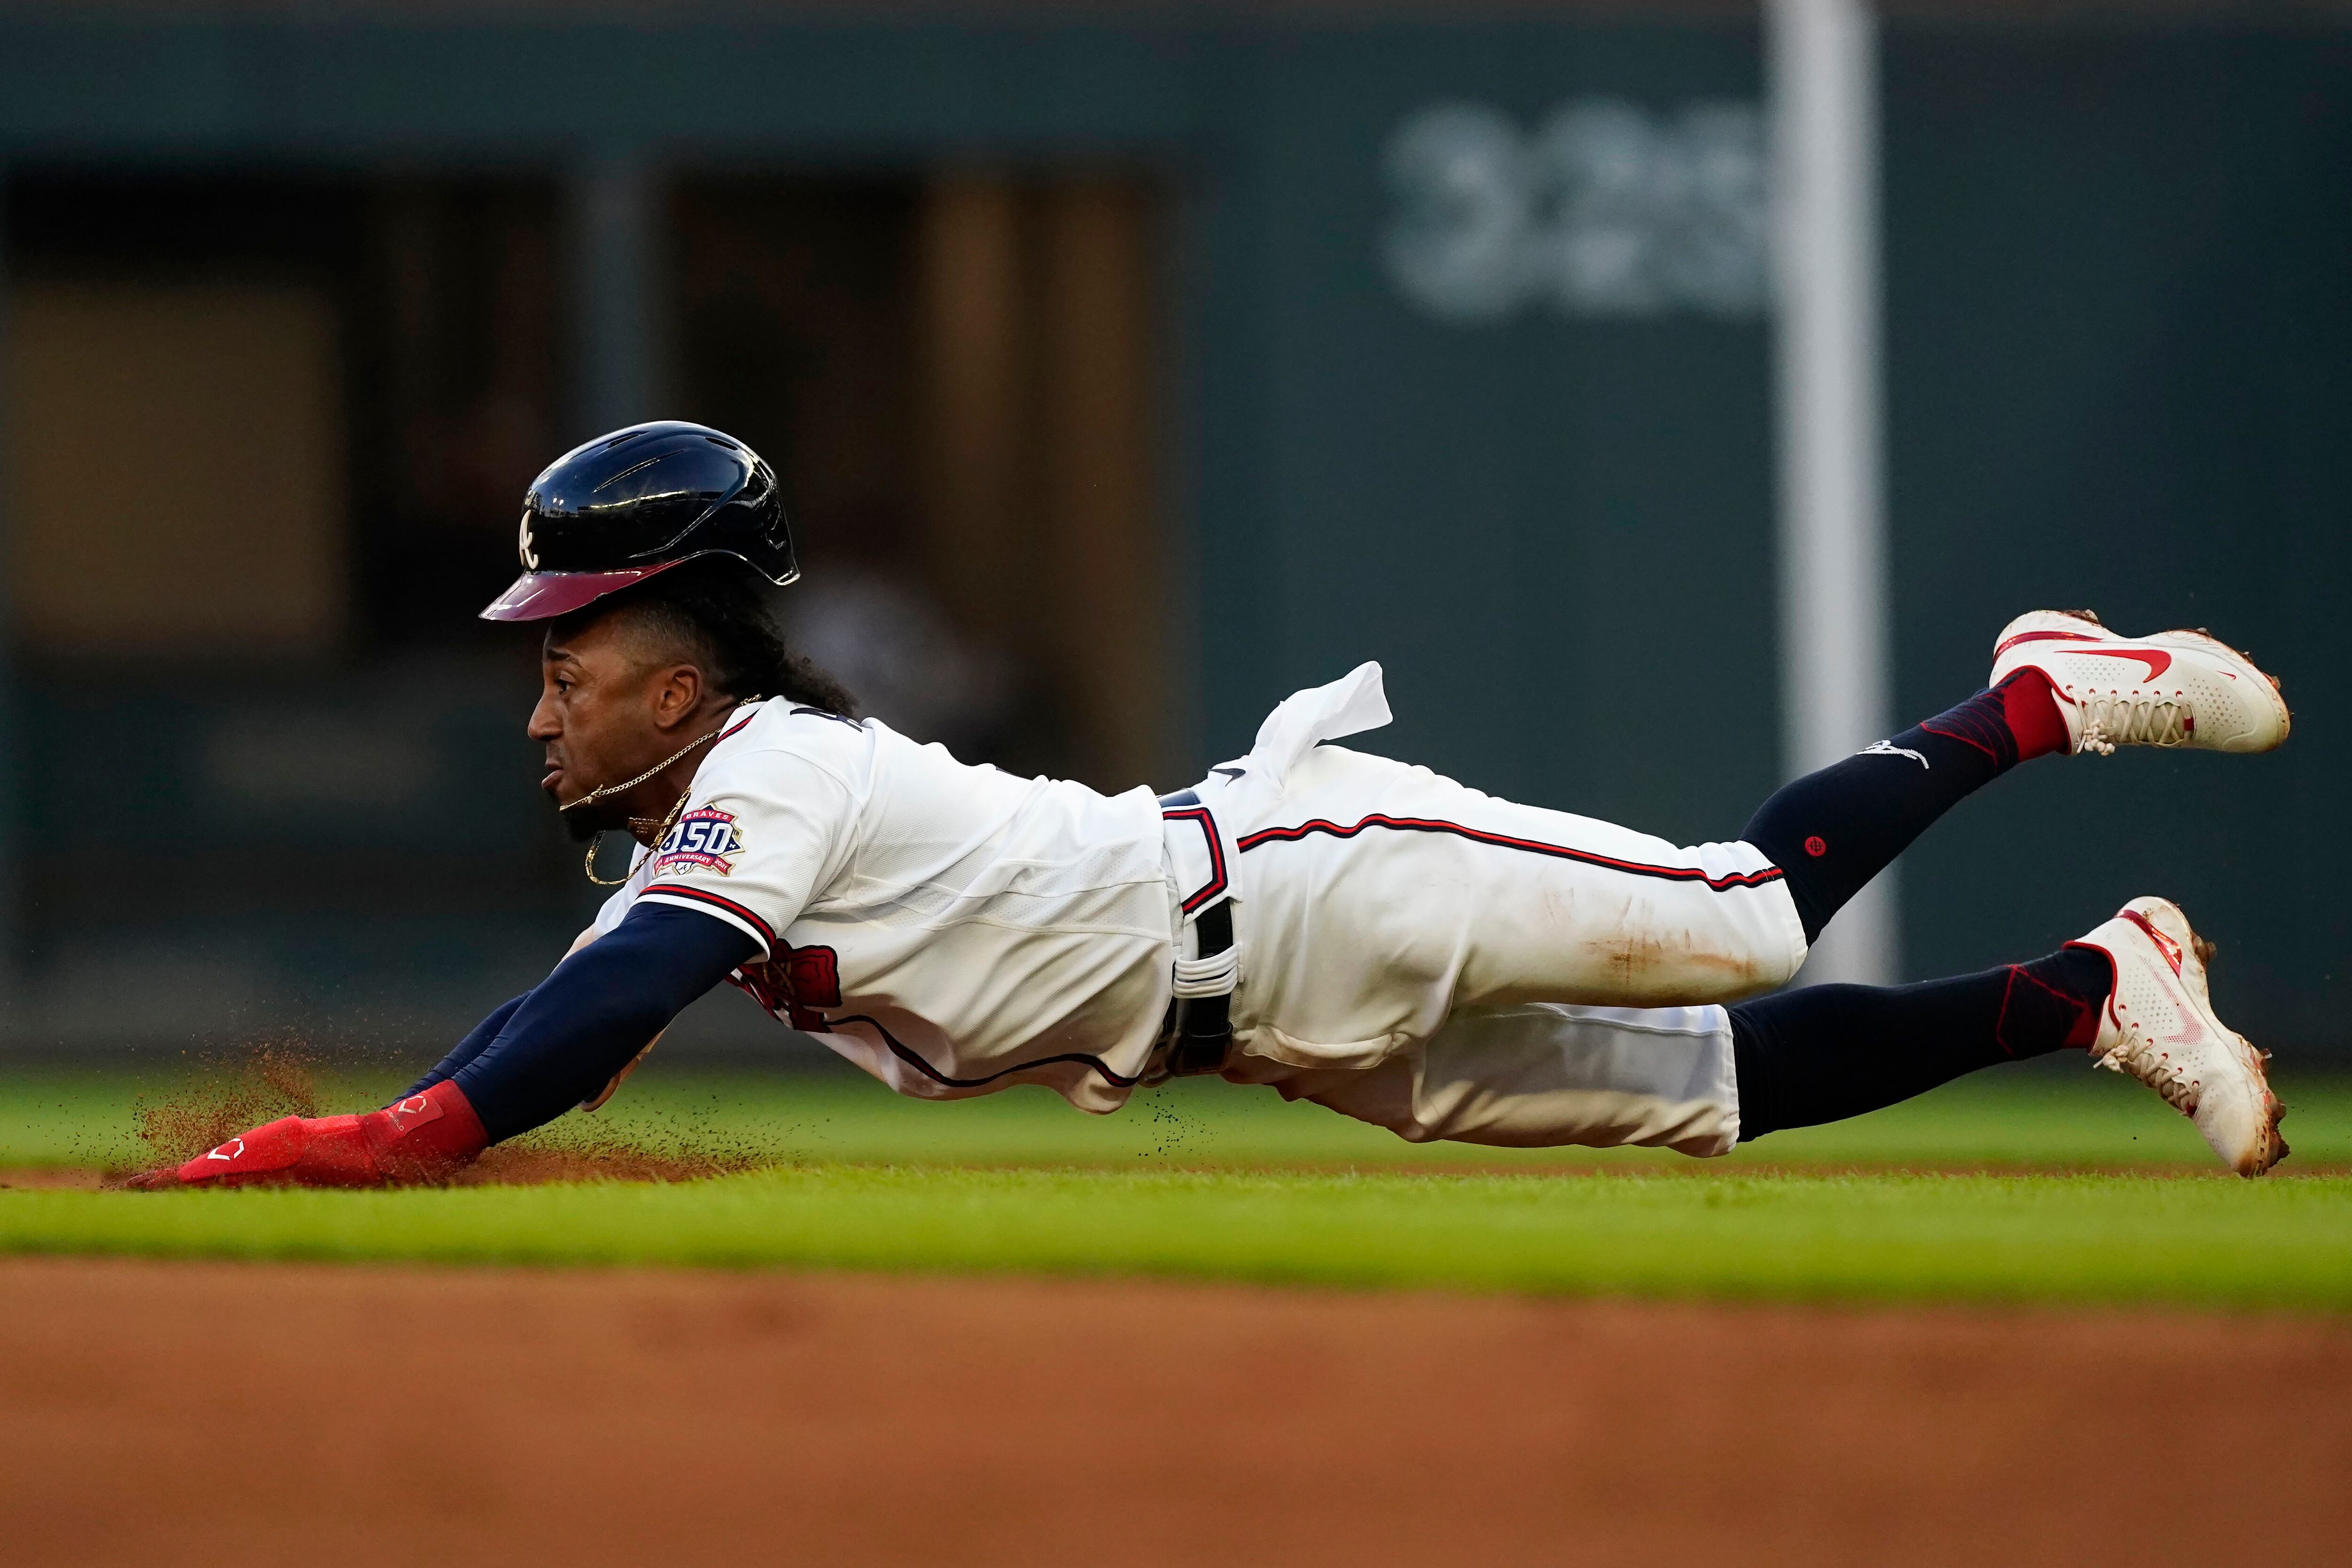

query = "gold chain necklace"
[568,700,757,887]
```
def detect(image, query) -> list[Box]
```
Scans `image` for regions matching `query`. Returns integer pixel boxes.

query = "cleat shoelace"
[2075,689,2190,755]
[2091,1030,2201,1114]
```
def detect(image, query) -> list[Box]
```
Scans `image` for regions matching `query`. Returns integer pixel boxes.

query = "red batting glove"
[145,1080,489,1188]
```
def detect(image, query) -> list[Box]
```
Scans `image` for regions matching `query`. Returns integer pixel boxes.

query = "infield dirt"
[2,1257,2345,1567]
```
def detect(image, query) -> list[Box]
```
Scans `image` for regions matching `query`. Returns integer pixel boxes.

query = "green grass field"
[3,1057,2348,1310]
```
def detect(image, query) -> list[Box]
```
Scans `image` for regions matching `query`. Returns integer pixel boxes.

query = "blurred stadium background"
[0,0,2342,1064]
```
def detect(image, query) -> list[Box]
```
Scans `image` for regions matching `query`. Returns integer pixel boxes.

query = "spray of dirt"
[133,1039,324,1169]
[121,1040,776,1188]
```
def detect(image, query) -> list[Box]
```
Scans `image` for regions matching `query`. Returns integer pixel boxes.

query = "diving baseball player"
[146,421,2291,1189]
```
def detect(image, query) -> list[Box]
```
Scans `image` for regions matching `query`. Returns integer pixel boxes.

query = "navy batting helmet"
[480,421,798,621]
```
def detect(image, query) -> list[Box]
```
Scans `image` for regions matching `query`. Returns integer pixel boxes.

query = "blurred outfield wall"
[0,8,2345,1055]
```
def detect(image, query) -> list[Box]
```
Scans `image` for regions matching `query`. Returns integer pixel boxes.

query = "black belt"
[1158,788,1233,1076]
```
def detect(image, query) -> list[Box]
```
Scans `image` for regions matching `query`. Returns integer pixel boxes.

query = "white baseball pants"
[1211,744,1810,1157]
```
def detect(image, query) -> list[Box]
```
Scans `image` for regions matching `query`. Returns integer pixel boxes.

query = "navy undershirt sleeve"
[446,904,760,1144]
[403,993,530,1100]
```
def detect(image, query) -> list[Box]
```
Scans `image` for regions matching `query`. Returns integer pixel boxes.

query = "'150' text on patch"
[652,806,743,876]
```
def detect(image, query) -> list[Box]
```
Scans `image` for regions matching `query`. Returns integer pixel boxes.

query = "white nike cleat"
[1989,609,2289,755]
[2069,896,2286,1177]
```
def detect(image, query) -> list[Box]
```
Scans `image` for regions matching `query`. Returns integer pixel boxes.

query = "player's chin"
[548,788,604,842]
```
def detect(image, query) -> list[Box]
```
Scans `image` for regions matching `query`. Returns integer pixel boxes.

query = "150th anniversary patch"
[652,806,744,876]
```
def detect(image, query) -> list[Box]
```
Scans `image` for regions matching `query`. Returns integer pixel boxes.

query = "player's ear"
[653,662,704,728]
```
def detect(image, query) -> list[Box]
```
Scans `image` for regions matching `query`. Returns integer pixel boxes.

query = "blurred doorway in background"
[671,171,1175,794]
[3,171,569,659]
[8,281,347,655]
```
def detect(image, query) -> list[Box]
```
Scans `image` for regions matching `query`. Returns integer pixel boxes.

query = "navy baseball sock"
[1742,673,2068,942]
[1729,945,2111,1141]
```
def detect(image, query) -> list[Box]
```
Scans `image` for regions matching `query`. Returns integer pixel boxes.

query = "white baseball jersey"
[592,700,1177,1112]
[593,667,1805,1156]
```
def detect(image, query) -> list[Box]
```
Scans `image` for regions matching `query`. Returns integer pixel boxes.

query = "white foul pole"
[1768,0,1896,986]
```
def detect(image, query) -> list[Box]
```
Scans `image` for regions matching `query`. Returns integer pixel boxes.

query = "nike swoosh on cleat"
[2071,648,2173,682]
[2120,908,2185,975]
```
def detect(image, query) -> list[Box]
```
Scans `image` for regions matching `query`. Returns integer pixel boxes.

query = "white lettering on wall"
[1383,98,1769,323]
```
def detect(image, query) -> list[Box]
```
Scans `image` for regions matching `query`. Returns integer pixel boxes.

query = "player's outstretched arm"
[553,917,671,1113]
[398,924,652,1112]
[400,992,531,1102]
[137,906,758,1188]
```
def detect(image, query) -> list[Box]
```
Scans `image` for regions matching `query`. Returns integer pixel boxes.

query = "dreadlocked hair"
[589,555,860,718]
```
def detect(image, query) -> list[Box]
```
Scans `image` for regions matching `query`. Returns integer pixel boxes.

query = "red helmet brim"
[478,563,686,621]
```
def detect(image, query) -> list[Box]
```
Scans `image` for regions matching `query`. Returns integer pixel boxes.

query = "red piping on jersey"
[1160,805,1228,913]
[639,883,778,948]
[1234,814,1786,891]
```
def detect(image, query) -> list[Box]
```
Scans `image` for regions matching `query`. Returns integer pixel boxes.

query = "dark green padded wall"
[1194,25,1780,853]
[1882,29,2352,1048]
